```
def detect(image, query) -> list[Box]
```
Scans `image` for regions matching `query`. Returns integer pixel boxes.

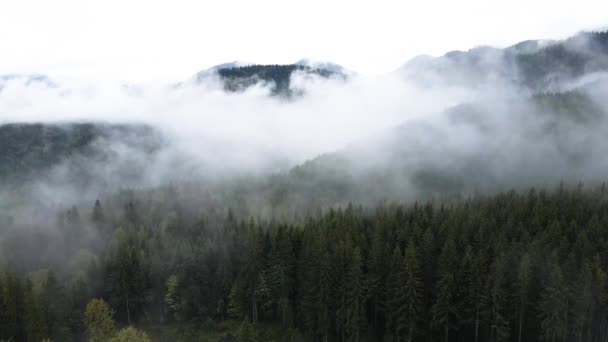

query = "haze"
[1,0,607,80]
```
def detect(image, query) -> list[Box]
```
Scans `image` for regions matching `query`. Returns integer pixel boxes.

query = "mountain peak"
[294,59,353,75]
[195,61,254,81]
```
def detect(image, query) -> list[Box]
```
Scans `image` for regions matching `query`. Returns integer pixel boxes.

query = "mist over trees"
[3,30,608,341]
[4,185,608,341]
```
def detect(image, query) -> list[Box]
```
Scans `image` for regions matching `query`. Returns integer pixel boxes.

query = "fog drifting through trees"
[2,31,608,342]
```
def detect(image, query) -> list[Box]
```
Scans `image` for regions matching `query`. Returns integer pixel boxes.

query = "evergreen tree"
[432,238,458,342]
[516,253,532,342]
[387,245,404,341]
[345,247,366,342]
[539,257,569,342]
[165,275,181,321]
[228,284,247,320]
[24,278,47,342]
[461,247,488,342]
[571,261,592,342]
[489,252,510,342]
[0,270,23,341]
[92,199,105,224]
[237,316,259,342]
[401,242,423,342]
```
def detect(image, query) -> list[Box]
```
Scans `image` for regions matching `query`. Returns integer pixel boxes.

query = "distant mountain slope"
[194,60,253,80]
[193,62,349,95]
[294,58,354,75]
[0,74,55,91]
[241,90,608,213]
[401,31,608,92]
[0,123,163,187]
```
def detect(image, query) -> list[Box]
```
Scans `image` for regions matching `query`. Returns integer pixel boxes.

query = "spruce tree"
[539,257,569,342]
[432,238,458,342]
[345,247,366,342]
[401,242,423,342]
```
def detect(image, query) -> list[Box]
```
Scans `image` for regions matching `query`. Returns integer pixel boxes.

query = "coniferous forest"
[3,27,608,342]
[4,183,608,341]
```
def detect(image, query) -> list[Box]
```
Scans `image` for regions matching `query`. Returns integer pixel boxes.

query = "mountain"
[401,31,608,92]
[0,123,163,189]
[0,74,55,91]
[192,61,349,95]
[194,60,253,81]
[294,58,353,75]
[252,89,608,211]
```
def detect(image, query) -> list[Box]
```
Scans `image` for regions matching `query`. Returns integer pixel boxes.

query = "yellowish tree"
[84,299,115,342]
[109,326,151,342]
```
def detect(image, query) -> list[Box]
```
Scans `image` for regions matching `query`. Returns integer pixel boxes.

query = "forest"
[3,29,608,342]
[215,64,342,95]
[3,183,608,341]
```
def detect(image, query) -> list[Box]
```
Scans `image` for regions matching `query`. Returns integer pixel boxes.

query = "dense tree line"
[3,184,608,341]
[0,123,161,187]
[216,64,340,95]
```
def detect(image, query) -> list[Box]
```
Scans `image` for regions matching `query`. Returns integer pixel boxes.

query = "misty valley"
[3,31,608,342]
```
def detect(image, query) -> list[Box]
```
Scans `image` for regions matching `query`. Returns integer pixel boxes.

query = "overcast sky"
[0,0,606,81]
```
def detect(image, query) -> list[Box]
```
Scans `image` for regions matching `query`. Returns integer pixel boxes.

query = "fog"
[1,42,608,217]
[2,37,608,289]
[0,70,473,175]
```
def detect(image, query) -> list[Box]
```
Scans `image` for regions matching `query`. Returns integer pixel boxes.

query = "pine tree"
[92,199,105,224]
[539,258,569,342]
[345,247,366,342]
[107,231,149,325]
[419,227,436,341]
[516,253,532,342]
[432,238,458,342]
[489,252,510,342]
[24,278,48,342]
[228,284,247,320]
[571,261,592,342]
[41,272,72,341]
[0,270,23,341]
[367,225,388,335]
[461,247,488,342]
[387,245,404,341]
[401,242,423,342]
[267,227,296,326]
[316,250,333,342]
[165,275,181,321]
[237,316,259,342]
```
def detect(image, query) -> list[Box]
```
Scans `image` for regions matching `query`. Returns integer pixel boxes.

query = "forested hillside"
[402,31,608,91]
[0,123,162,186]
[3,29,608,342]
[197,64,345,95]
[3,185,608,341]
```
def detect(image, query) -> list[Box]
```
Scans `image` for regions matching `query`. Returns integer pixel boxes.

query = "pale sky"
[0,0,606,81]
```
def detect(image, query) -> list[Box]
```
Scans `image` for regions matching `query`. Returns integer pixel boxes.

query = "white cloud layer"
[0,0,606,80]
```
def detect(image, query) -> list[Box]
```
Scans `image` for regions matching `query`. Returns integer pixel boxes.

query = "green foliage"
[165,275,182,321]
[0,123,160,186]
[84,298,115,342]
[538,257,569,341]
[0,269,23,341]
[228,285,247,320]
[3,184,608,341]
[215,64,340,96]
[109,326,151,342]
[237,317,259,342]
[24,279,47,342]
